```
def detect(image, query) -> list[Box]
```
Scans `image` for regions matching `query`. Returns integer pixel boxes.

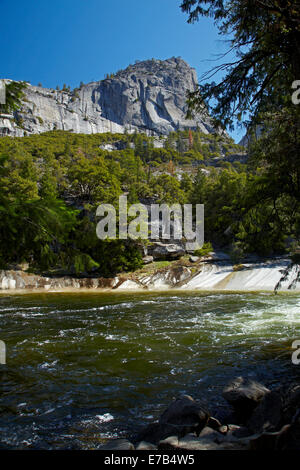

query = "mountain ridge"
[0,57,222,138]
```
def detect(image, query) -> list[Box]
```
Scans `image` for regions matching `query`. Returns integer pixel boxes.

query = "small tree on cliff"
[0,81,26,115]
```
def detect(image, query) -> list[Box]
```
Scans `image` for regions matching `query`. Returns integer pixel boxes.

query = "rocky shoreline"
[100,377,300,451]
[0,255,299,293]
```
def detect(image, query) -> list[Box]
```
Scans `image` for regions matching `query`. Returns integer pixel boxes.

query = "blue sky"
[1,0,243,141]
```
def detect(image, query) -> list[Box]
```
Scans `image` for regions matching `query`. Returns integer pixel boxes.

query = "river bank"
[1,255,299,294]
[100,377,300,451]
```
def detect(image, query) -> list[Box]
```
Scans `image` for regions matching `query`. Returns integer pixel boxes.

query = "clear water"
[0,291,299,449]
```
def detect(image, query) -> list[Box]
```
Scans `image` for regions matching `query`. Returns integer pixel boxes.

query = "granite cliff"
[0,57,219,137]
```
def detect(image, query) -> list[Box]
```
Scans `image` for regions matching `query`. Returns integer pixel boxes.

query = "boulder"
[222,377,270,421]
[159,395,210,437]
[247,383,300,434]
[151,243,185,260]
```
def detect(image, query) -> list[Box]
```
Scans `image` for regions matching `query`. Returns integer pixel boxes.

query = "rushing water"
[0,291,299,449]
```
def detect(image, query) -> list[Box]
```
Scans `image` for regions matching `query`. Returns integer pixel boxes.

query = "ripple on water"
[0,291,299,449]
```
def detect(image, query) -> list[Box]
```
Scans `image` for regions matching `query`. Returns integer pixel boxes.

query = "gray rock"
[159,395,209,437]
[99,438,135,450]
[189,256,199,263]
[222,377,270,421]
[1,58,220,138]
[151,242,185,260]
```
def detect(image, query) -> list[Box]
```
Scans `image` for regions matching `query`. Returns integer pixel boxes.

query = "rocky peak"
[0,57,220,137]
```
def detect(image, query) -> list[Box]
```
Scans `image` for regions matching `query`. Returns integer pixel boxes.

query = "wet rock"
[222,377,270,421]
[99,438,135,450]
[159,395,210,437]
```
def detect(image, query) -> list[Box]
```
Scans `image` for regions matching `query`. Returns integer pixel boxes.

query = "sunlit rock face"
[0,58,219,137]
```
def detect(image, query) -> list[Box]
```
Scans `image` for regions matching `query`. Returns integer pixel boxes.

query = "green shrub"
[194,242,213,257]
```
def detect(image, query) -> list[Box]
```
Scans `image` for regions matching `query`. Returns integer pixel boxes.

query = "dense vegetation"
[0,126,297,277]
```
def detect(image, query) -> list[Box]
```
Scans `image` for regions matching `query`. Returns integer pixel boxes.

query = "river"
[0,291,299,449]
